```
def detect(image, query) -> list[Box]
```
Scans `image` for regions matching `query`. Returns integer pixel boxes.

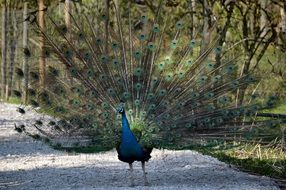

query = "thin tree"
[38,0,46,90]
[200,0,212,54]
[105,0,110,55]
[235,1,277,105]
[7,1,18,101]
[22,2,29,104]
[64,0,74,84]
[188,0,195,39]
[65,0,71,38]
[1,0,8,99]
[260,0,269,37]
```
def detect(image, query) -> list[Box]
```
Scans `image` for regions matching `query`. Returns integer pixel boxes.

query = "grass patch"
[267,102,286,114]
[193,143,286,179]
[6,97,22,104]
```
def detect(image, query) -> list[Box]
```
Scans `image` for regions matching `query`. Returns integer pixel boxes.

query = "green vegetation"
[194,143,286,179]
[267,103,286,114]
[7,97,22,104]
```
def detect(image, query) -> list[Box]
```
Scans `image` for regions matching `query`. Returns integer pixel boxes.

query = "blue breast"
[118,112,145,162]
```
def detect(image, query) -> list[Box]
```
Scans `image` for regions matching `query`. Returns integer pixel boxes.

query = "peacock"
[13,0,284,186]
[116,102,152,186]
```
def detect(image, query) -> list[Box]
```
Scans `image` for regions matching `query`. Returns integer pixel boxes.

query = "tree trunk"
[1,0,8,100]
[22,2,29,104]
[260,0,268,36]
[249,5,255,37]
[188,0,194,38]
[236,2,277,106]
[200,0,211,54]
[281,2,286,32]
[64,0,73,84]
[7,4,18,101]
[38,0,46,90]
[236,53,251,106]
[215,2,235,65]
[105,0,110,55]
[278,2,286,80]
[65,0,71,38]
[214,2,235,106]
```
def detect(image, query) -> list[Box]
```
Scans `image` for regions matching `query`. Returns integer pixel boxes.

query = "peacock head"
[116,101,125,114]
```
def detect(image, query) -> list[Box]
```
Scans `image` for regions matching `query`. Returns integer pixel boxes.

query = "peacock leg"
[141,161,149,186]
[128,163,135,187]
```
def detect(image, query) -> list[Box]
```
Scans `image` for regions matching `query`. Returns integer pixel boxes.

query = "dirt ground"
[0,103,280,190]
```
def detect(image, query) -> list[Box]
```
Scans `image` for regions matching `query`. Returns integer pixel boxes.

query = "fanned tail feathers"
[14,2,285,149]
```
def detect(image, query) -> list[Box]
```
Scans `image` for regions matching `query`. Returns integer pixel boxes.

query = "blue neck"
[122,111,131,132]
[121,111,138,143]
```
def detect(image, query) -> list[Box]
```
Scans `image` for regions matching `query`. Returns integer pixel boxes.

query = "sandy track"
[0,103,279,190]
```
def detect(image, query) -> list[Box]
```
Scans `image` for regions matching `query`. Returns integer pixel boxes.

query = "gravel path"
[0,103,280,190]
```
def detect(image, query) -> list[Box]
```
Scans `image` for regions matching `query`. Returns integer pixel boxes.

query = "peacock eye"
[69,68,78,77]
[134,51,142,59]
[147,93,154,99]
[207,63,214,70]
[149,104,156,110]
[187,60,192,65]
[112,59,119,65]
[101,102,110,109]
[64,50,73,59]
[159,89,166,96]
[177,71,185,79]
[135,83,142,91]
[139,34,146,41]
[141,111,147,116]
[86,103,94,110]
[199,76,208,83]
[107,88,114,95]
[171,40,178,49]
[134,68,142,76]
[175,21,183,30]
[147,42,155,51]
[102,112,109,119]
[122,92,130,99]
[134,99,141,106]
[247,75,255,82]
[60,25,67,33]
[153,24,160,32]
[214,47,222,54]
[141,15,147,23]
[44,49,50,57]
[112,42,118,49]
[189,39,196,47]
[100,55,108,63]
[96,38,103,46]
[101,14,107,20]
[78,32,84,38]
